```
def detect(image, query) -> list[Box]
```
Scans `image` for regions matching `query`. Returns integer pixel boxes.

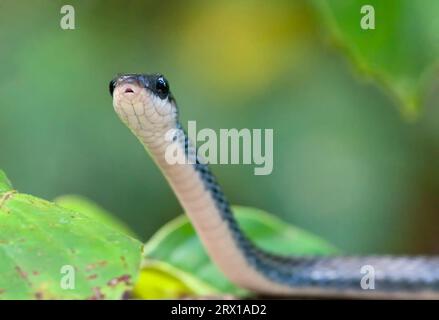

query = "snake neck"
[131,120,291,293]
[133,119,439,298]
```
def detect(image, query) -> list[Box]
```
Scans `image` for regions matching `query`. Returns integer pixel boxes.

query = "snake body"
[110,73,439,298]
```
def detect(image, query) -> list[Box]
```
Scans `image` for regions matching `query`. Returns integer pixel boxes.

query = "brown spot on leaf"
[88,287,105,300]
[107,274,131,287]
[15,266,31,285]
[87,274,98,280]
[0,289,5,295]
[120,256,128,269]
[0,191,16,209]
[35,291,43,300]
[32,271,40,276]
[86,260,108,272]
[121,290,132,300]
[98,260,108,267]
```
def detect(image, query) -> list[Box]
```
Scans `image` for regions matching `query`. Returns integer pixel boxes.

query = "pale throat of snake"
[109,73,439,298]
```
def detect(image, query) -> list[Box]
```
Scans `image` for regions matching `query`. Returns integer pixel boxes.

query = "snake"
[109,73,439,299]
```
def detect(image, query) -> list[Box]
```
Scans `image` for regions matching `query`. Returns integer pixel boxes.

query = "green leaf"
[139,206,338,298]
[54,195,137,238]
[0,172,143,299]
[314,0,439,118]
[0,170,13,193]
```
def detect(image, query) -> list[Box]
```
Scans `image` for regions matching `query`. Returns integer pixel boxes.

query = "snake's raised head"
[110,73,178,136]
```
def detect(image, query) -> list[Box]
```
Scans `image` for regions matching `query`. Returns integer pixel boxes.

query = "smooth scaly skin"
[111,74,439,298]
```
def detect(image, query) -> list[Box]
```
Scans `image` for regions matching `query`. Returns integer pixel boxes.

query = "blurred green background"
[0,0,438,254]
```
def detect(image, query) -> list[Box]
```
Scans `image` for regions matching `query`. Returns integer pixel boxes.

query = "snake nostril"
[125,88,134,93]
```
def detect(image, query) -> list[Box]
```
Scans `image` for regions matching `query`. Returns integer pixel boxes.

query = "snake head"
[110,73,178,134]
[109,73,174,99]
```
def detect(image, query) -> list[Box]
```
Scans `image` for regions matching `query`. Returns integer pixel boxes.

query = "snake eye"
[109,79,116,97]
[155,76,169,99]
